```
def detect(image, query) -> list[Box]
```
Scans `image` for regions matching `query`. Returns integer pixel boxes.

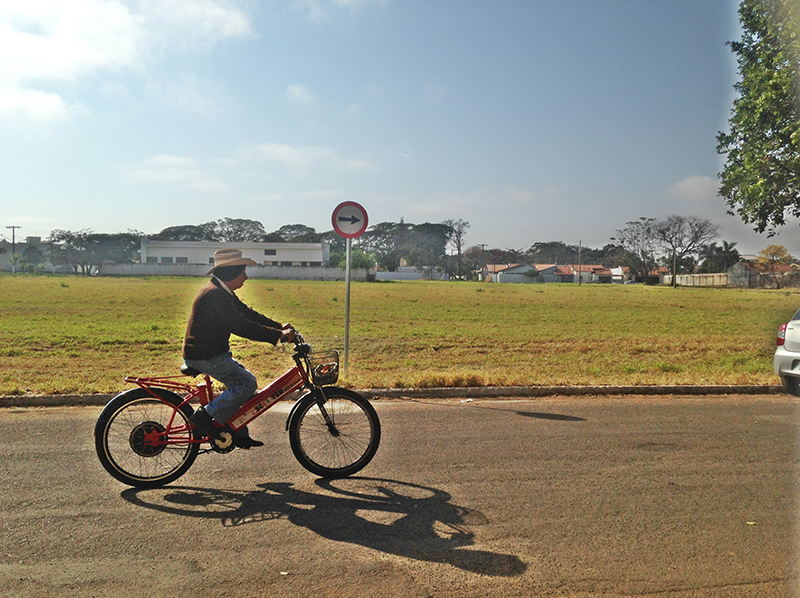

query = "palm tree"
[699,241,740,273]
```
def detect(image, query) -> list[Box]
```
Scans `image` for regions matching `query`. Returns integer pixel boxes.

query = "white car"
[774,309,800,395]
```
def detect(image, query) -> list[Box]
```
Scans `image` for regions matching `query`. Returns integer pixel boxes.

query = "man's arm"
[223,294,283,344]
[233,296,282,329]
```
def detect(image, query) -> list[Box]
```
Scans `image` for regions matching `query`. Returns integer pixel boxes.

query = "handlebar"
[288,329,312,357]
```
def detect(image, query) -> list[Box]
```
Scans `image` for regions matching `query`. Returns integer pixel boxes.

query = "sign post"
[331,201,368,376]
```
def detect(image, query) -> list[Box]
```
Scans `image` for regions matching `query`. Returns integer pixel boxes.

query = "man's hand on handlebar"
[280,326,296,344]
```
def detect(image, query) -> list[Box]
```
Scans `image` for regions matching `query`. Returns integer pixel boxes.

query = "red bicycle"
[94,332,380,488]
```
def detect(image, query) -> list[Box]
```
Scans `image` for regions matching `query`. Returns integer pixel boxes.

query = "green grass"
[0,273,797,395]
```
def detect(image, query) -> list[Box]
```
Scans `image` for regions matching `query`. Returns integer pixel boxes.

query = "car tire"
[781,376,800,397]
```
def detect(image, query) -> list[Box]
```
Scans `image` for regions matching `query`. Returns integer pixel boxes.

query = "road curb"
[0,384,785,408]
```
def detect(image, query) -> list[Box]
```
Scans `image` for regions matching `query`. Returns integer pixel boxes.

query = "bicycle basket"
[309,350,339,385]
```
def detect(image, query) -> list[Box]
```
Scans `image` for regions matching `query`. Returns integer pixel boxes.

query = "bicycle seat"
[180,364,203,377]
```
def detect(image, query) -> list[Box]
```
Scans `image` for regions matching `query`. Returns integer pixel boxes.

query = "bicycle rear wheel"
[94,388,199,488]
[288,387,380,478]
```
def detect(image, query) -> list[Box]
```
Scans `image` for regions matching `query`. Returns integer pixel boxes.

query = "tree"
[153,219,271,242]
[654,215,718,287]
[358,221,413,271]
[51,229,91,274]
[599,243,628,268]
[405,222,451,274]
[271,224,319,242]
[337,248,375,270]
[612,218,659,282]
[527,241,579,264]
[152,223,217,241]
[8,253,22,274]
[214,218,268,242]
[20,243,46,273]
[443,218,469,279]
[462,245,487,279]
[758,243,794,288]
[91,232,142,264]
[717,0,800,233]
[320,230,345,268]
[474,246,526,266]
[698,241,740,273]
[523,242,615,266]
[51,229,140,274]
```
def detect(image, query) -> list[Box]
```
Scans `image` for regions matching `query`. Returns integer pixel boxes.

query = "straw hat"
[206,249,258,275]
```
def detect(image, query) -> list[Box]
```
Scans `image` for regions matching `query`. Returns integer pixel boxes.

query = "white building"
[139,238,329,268]
[495,263,538,283]
[0,236,59,273]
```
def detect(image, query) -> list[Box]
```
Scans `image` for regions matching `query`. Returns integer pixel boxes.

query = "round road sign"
[332,201,369,238]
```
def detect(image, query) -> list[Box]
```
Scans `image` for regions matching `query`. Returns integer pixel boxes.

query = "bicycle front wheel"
[94,388,199,488]
[288,387,380,478]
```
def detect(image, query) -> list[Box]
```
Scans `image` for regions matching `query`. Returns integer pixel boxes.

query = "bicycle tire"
[94,388,199,488]
[288,386,380,478]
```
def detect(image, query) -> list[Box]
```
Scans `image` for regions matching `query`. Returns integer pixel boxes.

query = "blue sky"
[1,0,797,256]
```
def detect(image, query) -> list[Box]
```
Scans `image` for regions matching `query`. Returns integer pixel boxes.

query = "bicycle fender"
[285,389,318,431]
[101,386,185,409]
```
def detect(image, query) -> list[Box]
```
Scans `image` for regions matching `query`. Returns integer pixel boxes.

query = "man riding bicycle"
[183,249,295,448]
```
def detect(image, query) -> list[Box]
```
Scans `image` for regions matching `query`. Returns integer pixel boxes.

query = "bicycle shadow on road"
[469,403,586,421]
[511,411,585,421]
[121,477,526,577]
[419,399,586,422]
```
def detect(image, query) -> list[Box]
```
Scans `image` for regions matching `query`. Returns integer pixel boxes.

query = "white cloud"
[0,1,141,82]
[249,142,380,172]
[139,0,252,47]
[286,84,315,106]
[142,154,196,168]
[0,0,251,125]
[291,0,389,21]
[0,87,71,124]
[667,175,720,201]
[331,0,389,7]
[408,186,558,217]
[128,154,227,191]
[254,143,334,169]
[147,74,224,114]
[253,189,347,203]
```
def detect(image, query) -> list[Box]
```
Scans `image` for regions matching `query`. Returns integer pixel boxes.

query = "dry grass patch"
[0,274,797,395]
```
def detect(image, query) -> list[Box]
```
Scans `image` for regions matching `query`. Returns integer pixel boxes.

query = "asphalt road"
[1,394,798,598]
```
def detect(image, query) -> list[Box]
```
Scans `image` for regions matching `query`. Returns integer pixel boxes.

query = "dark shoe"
[189,407,218,438]
[233,436,264,449]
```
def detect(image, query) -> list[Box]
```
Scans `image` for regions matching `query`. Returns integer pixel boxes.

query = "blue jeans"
[183,352,258,437]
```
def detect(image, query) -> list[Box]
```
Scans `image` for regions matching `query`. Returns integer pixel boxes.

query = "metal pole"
[478,243,487,280]
[5,226,20,274]
[344,236,351,376]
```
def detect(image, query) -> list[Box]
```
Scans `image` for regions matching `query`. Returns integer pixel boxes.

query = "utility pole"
[5,225,20,274]
[478,243,487,281]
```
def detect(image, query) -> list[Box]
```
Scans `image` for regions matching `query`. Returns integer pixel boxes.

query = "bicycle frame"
[123,344,318,445]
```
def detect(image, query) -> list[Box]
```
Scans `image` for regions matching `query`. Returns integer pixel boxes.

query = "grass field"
[0,273,798,395]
